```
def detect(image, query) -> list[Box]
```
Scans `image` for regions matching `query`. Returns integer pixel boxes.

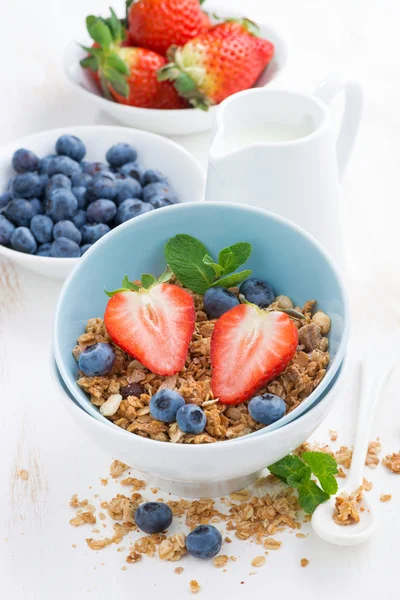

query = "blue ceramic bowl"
[53,202,349,433]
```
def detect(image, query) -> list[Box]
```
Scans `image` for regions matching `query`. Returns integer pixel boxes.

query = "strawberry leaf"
[80,55,98,70]
[86,15,98,30]
[107,54,130,75]
[106,7,123,42]
[104,66,129,97]
[88,20,113,49]
[157,266,173,284]
[202,254,223,278]
[105,275,140,297]
[218,242,252,275]
[211,270,252,289]
[141,274,157,289]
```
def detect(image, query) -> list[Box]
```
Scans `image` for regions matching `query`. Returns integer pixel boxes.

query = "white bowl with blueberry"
[0,126,205,279]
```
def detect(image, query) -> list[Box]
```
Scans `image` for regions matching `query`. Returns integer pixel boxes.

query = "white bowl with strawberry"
[53,202,349,497]
[63,2,287,135]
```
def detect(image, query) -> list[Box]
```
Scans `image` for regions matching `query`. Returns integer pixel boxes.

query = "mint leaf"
[202,254,223,278]
[165,235,215,294]
[141,274,156,289]
[218,242,252,275]
[286,464,312,488]
[211,270,252,289]
[157,265,173,284]
[302,452,339,495]
[268,455,310,483]
[297,479,330,514]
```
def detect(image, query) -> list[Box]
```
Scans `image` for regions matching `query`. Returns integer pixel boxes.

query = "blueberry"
[36,242,52,256]
[0,214,15,245]
[48,155,81,177]
[149,389,185,423]
[81,223,110,244]
[87,199,117,223]
[71,171,92,188]
[119,161,145,183]
[39,154,57,174]
[186,525,222,559]
[80,243,92,256]
[12,148,39,173]
[148,195,174,209]
[30,198,44,216]
[248,393,286,425]
[7,177,15,191]
[10,227,37,254]
[86,172,117,201]
[11,173,42,199]
[203,287,239,319]
[39,173,49,194]
[50,237,80,258]
[176,404,206,434]
[142,182,177,204]
[30,215,53,243]
[78,342,115,375]
[135,502,173,534]
[5,199,35,227]
[106,143,137,167]
[142,169,168,186]
[53,220,82,245]
[46,189,78,222]
[0,192,11,210]
[115,177,142,204]
[71,186,88,209]
[55,135,86,162]
[239,277,275,308]
[82,161,109,176]
[115,199,153,225]
[72,209,87,229]
[120,382,145,399]
[45,174,71,200]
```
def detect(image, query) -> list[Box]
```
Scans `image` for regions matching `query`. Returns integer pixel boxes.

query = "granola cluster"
[73,290,331,444]
[333,486,364,525]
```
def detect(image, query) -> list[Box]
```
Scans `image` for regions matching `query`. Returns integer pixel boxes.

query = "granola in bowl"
[72,234,331,444]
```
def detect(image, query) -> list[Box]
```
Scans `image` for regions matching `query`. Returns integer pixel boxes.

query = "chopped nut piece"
[380,494,392,503]
[100,394,123,416]
[275,295,293,310]
[224,536,232,543]
[382,451,400,473]
[251,556,266,567]
[300,558,309,567]
[213,555,229,568]
[190,580,201,594]
[110,460,129,478]
[363,478,373,491]
[17,469,29,480]
[312,311,331,334]
[264,538,282,550]
[175,567,184,574]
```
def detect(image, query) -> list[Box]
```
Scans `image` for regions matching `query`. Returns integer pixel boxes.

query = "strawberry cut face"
[211,304,299,405]
[104,283,195,376]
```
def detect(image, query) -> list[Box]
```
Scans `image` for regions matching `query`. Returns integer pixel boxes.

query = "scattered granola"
[190,580,201,594]
[100,479,108,486]
[380,494,392,503]
[300,558,309,567]
[158,533,187,561]
[329,429,338,442]
[213,555,229,568]
[382,451,400,473]
[366,440,382,468]
[110,460,129,478]
[251,556,266,567]
[17,469,29,480]
[126,550,142,563]
[120,477,146,490]
[264,538,282,550]
[175,567,184,574]
[363,478,373,491]
[333,486,363,525]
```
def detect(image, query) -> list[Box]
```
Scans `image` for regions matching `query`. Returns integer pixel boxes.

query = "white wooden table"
[1,0,400,598]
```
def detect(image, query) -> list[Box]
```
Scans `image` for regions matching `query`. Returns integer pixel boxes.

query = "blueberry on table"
[71,171,92,188]
[135,502,173,534]
[239,277,275,308]
[119,161,145,183]
[86,199,117,223]
[150,389,185,423]
[39,154,57,175]
[50,237,80,258]
[72,209,87,230]
[203,287,239,319]
[80,243,92,256]
[149,195,174,209]
[82,161,109,176]
[248,393,286,425]
[142,169,168,186]
[86,172,117,201]
[45,174,71,200]
[11,173,42,199]
[12,148,39,173]
[71,186,88,210]
[10,227,37,254]
[56,135,86,162]
[106,143,137,168]
[0,191,11,210]
[46,189,78,222]
[0,214,15,245]
[53,220,82,245]
[36,242,52,257]
[176,404,206,434]
[186,525,222,559]
[115,198,153,225]
[5,199,35,227]
[142,182,177,204]
[81,223,110,244]
[30,215,53,243]
[48,155,81,177]
[30,198,44,216]
[115,177,142,204]
[78,342,115,376]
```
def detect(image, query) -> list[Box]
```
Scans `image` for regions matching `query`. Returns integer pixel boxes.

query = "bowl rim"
[63,8,288,116]
[53,201,350,445]
[0,124,205,265]
[51,351,346,452]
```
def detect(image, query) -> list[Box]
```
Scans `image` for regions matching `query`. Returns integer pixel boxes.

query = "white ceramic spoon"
[312,336,398,545]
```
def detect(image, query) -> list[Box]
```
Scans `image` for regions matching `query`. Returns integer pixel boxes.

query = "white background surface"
[1,0,400,598]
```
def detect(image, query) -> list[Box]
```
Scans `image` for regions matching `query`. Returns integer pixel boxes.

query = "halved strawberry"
[211,304,298,404]
[104,272,195,376]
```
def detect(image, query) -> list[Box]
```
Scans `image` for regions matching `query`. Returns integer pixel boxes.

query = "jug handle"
[314,74,363,179]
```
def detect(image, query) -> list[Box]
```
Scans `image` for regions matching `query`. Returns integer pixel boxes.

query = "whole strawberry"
[127,0,207,55]
[81,10,187,109]
[158,19,274,110]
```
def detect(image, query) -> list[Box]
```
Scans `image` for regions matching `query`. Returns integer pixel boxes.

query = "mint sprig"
[164,234,252,294]
[268,451,338,514]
